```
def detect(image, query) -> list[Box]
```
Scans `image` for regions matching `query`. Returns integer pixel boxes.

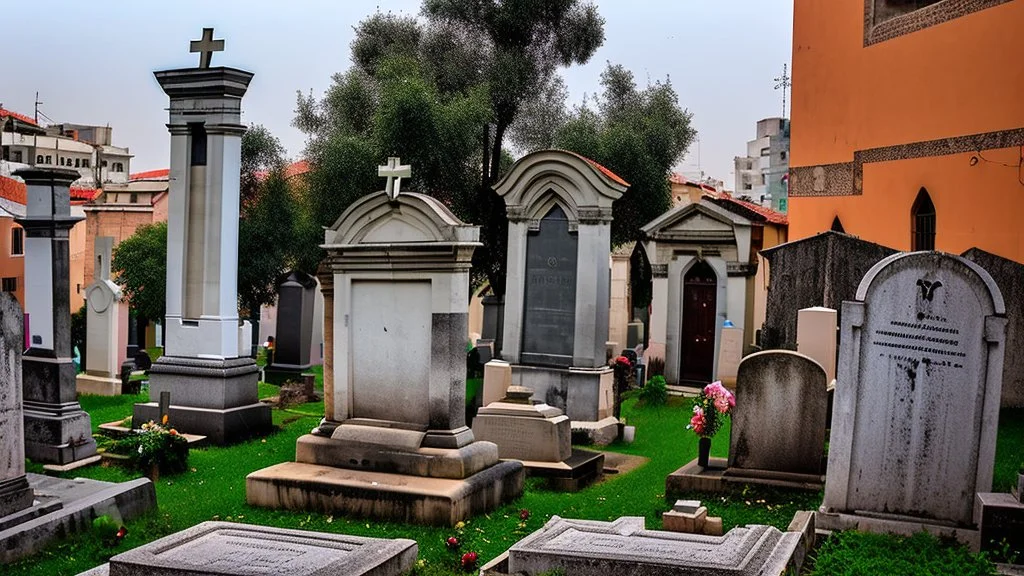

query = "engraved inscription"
[542,529,727,565]
[158,531,352,575]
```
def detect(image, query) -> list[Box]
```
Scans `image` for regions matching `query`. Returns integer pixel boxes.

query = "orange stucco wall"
[789,0,1024,261]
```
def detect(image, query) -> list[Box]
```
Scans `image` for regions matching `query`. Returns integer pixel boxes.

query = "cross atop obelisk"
[378,157,411,200]
[190,27,225,69]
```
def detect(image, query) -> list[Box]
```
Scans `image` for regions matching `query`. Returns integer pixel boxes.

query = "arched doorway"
[680,260,717,384]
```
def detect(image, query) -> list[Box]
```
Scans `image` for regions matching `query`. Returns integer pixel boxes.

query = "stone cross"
[94,236,113,282]
[378,157,411,200]
[190,28,224,69]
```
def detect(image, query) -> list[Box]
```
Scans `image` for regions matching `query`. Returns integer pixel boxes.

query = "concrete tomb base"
[508,364,614,423]
[813,509,980,551]
[472,387,604,491]
[504,516,801,576]
[0,473,155,564]
[570,416,620,447]
[23,353,98,465]
[666,458,825,498]
[76,374,123,397]
[76,521,417,576]
[133,356,271,445]
[247,460,524,527]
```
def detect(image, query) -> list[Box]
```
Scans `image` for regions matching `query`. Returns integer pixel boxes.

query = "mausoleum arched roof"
[324,190,478,247]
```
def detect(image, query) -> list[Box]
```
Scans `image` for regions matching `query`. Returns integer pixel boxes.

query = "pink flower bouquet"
[686,381,735,438]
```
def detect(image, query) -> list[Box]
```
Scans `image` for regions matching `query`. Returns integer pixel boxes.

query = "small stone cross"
[378,157,411,200]
[190,28,225,69]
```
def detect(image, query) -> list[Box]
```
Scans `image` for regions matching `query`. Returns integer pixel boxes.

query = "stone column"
[15,167,97,465]
[0,293,33,518]
[313,266,337,437]
[574,211,613,368]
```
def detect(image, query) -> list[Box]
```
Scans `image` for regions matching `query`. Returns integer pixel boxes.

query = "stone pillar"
[15,167,97,465]
[133,64,270,445]
[0,293,33,518]
[313,267,336,437]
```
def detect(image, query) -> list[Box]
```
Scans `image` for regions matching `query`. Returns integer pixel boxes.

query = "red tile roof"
[70,187,102,202]
[0,108,39,127]
[284,160,310,180]
[0,176,27,205]
[713,192,788,225]
[563,151,630,187]
[129,168,170,181]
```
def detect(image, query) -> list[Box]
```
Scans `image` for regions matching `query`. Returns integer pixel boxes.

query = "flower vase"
[697,437,712,468]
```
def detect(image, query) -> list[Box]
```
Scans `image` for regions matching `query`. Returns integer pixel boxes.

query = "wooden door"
[680,261,717,384]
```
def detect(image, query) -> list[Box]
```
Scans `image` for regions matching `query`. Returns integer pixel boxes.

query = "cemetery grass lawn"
[807,531,998,576]
[11,383,1019,576]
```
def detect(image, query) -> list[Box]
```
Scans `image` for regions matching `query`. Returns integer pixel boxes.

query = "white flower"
[138,445,144,454]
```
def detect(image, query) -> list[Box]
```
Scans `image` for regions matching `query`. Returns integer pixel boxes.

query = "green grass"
[994,408,1024,492]
[808,531,997,576]
[9,384,1018,575]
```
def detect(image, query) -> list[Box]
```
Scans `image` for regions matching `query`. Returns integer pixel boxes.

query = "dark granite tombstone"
[521,206,578,367]
[760,231,897,350]
[266,271,317,385]
[962,247,1024,408]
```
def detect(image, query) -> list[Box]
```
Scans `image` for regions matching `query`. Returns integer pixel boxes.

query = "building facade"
[734,117,790,213]
[788,0,1024,261]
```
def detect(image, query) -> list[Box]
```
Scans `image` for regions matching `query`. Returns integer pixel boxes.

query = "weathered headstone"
[761,231,897,350]
[962,247,1024,408]
[76,521,417,576]
[15,167,97,465]
[0,293,33,518]
[76,236,127,396]
[247,158,523,526]
[508,516,800,576]
[823,252,1006,527]
[716,325,744,388]
[265,270,317,385]
[727,350,828,476]
[133,29,271,444]
[495,150,627,425]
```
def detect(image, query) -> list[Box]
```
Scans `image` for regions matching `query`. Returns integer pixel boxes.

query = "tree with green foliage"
[294,1,606,296]
[553,63,696,246]
[112,221,167,324]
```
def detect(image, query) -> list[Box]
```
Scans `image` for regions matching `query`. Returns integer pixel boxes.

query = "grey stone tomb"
[15,167,97,465]
[495,149,627,425]
[76,236,126,396]
[76,521,417,576]
[506,516,800,576]
[265,270,318,385]
[0,291,156,564]
[823,252,1006,528]
[728,350,828,478]
[246,158,523,526]
[132,29,271,444]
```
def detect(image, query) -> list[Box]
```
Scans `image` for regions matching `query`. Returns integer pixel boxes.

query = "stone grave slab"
[507,516,800,576]
[76,521,417,576]
[824,252,1006,527]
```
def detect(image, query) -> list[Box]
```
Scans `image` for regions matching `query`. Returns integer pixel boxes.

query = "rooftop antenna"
[774,64,791,118]
[34,91,44,124]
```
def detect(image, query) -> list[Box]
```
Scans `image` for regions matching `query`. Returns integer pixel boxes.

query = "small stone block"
[673,499,702,514]
[661,507,707,534]
[704,516,724,536]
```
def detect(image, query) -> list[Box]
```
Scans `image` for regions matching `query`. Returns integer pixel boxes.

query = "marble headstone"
[728,350,828,475]
[508,516,799,576]
[0,292,33,518]
[824,252,1006,526]
[77,236,126,396]
[76,522,417,576]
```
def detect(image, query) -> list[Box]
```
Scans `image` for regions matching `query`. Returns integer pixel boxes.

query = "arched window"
[911,188,936,251]
[830,216,845,233]
[36,155,43,164]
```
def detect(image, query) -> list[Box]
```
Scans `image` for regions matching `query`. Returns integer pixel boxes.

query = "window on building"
[45,155,52,164]
[831,216,846,234]
[11,150,22,163]
[82,158,89,168]
[75,158,81,168]
[101,160,108,168]
[873,0,943,25]
[760,147,770,156]
[911,187,936,251]
[113,162,124,172]
[10,228,23,256]
[189,123,207,166]
[743,183,753,191]
[1,277,16,293]
[780,151,787,161]
[36,155,44,164]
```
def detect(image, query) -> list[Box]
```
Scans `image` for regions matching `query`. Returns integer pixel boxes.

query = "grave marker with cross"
[190,28,225,69]
[378,157,412,200]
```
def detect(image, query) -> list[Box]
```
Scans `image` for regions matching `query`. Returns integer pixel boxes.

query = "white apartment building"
[733,117,790,212]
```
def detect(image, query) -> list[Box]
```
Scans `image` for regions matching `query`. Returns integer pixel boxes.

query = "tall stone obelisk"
[15,167,97,464]
[132,28,271,444]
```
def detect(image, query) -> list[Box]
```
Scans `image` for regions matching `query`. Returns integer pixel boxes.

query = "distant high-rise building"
[733,117,790,212]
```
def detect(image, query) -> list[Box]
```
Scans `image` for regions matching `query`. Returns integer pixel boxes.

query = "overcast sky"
[3,0,793,187]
